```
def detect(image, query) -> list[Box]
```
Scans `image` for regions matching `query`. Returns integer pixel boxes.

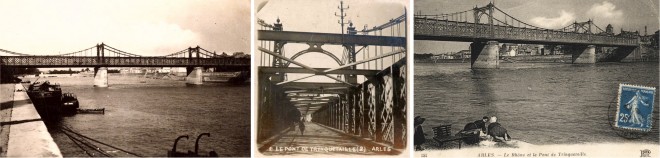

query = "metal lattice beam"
[258,30,406,46]
[259,67,379,76]
[414,17,638,47]
[0,56,250,67]
[280,82,351,90]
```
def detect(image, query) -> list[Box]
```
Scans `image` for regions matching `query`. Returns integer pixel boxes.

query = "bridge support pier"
[93,67,108,87]
[470,41,499,69]
[572,45,596,64]
[601,46,642,62]
[185,67,204,85]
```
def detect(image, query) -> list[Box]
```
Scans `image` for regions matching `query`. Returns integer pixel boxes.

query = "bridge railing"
[311,58,407,150]
[415,17,638,46]
[0,56,250,67]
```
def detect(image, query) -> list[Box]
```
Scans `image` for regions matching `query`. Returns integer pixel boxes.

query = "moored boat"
[61,93,80,115]
[26,81,80,118]
[27,81,63,119]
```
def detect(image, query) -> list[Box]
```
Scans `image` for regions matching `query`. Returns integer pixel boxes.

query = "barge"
[26,81,79,119]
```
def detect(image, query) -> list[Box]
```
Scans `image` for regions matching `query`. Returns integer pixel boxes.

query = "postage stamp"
[615,84,656,132]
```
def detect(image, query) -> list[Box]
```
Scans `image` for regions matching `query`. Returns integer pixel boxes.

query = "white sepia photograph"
[413,0,658,157]
[0,0,251,157]
[254,0,409,157]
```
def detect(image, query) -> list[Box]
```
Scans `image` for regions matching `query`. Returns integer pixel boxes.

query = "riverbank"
[27,75,250,156]
[501,55,571,63]
[414,54,659,64]
[414,55,572,63]
[0,84,13,156]
[0,84,62,157]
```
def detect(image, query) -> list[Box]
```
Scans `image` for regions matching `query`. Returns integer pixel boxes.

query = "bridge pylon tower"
[473,2,494,36]
[271,18,287,83]
[94,43,108,87]
[186,46,204,85]
[343,22,358,84]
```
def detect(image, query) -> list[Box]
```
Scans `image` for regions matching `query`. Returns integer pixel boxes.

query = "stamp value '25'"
[615,84,656,132]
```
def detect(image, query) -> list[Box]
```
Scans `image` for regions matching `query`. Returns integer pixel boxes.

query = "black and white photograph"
[413,0,658,157]
[254,0,409,156]
[0,0,250,157]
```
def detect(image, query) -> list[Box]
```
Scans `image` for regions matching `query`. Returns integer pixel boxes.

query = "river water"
[24,74,250,157]
[414,62,659,145]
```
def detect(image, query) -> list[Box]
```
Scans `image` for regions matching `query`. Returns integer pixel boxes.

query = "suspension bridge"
[415,2,646,68]
[256,1,407,155]
[0,43,250,86]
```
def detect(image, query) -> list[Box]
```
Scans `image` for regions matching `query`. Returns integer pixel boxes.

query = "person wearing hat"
[462,116,489,144]
[414,116,427,151]
[463,116,489,133]
[487,116,511,142]
[474,116,489,133]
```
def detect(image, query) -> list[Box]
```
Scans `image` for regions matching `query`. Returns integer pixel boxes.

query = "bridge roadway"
[414,18,638,47]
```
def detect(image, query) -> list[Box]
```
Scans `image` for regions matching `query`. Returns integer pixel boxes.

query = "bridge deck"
[0,56,250,68]
[414,18,638,47]
[258,30,406,46]
[260,122,386,156]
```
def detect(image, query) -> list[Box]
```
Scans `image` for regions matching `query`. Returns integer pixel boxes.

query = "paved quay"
[0,84,14,156]
[0,84,62,157]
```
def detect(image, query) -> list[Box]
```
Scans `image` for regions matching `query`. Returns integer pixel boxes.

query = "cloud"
[530,10,576,29]
[0,0,246,56]
[586,1,624,25]
[115,22,201,55]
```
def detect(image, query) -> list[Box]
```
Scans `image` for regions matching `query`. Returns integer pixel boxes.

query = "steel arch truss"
[284,43,344,67]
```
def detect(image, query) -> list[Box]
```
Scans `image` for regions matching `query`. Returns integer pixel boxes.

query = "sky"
[255,0,408,82]
[414,0,660,54]
[0,0,250,56]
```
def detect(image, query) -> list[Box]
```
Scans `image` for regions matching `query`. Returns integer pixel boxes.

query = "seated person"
[463,116,488,133]
[462,116,489,144]
[487,116,511,142]
[414,116,427,151]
